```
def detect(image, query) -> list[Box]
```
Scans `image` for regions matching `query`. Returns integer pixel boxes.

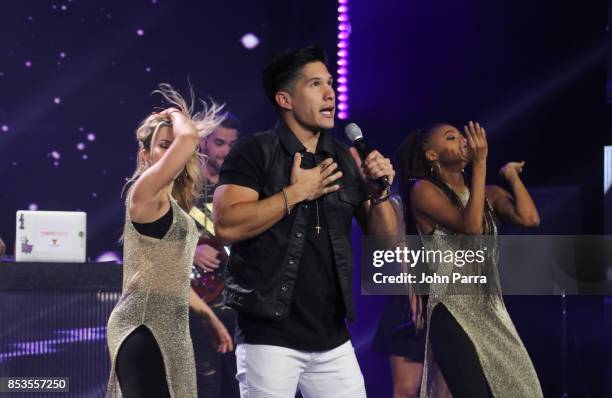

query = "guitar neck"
[189,204,215,236]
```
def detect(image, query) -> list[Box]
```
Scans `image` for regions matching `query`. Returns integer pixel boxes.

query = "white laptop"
[15,211,87,263]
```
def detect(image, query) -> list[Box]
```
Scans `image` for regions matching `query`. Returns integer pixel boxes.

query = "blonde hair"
[124,83,225,211]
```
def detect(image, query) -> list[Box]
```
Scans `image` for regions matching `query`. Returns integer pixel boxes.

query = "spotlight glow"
[241,33,260,49]
[95,251,122,263]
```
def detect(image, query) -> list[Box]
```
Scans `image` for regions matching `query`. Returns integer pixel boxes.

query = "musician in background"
[189,113,240,398]
[0,237,5,258]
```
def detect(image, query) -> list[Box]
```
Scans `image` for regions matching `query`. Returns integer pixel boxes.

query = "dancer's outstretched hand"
[499,161,525,181]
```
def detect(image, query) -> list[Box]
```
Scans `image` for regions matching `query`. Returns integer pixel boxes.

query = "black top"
[132,206,173,239]
[235,151,349,350]
[219,120,367,351]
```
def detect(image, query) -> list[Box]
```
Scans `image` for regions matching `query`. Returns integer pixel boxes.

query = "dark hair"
[220,111,241,131]
[395,122,496,235]
[262,45,328,108]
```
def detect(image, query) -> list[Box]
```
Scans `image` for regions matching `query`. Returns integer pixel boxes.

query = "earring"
[431,161,441,175]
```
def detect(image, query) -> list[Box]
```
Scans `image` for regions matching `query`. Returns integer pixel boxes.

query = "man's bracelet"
[281,187,291,215]
[370,187,391,205]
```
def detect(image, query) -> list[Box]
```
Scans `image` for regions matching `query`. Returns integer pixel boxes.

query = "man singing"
[213,45,396,398]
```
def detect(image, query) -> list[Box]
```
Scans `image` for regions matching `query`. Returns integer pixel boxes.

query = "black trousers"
[430,304,493,398]
[116,325,171,398]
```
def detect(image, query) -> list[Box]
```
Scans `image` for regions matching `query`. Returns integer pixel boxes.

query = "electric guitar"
[189,204,229,303]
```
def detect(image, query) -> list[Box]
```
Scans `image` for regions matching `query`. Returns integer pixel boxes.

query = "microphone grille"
[344,123,363,142]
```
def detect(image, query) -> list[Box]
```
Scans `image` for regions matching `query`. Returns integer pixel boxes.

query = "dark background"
[1,0,610,397]
[0,1,608,253]
[0,0,338,258]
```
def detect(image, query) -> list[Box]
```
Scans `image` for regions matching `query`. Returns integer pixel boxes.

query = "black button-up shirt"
[218,120,367,350]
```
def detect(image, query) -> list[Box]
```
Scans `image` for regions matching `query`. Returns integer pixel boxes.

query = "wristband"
[371,187,391,205]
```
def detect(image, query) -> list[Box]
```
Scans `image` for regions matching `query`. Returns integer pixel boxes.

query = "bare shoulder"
[411,179,445,201]
[411,179,434,194]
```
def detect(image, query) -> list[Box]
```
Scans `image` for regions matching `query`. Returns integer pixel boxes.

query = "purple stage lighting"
[337,0,350,120]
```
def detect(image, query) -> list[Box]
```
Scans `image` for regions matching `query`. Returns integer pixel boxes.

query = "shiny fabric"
[419,190,543,398]
[106,196,199,397]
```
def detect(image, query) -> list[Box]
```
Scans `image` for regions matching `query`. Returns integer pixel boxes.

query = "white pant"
[235,341,367,398]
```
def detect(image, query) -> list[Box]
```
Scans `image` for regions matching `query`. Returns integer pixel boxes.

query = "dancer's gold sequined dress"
[419,190,543,398]
[106,196,199,397]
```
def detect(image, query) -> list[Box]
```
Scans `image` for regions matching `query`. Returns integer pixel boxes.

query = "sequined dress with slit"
[106,196,199,397]
[419,190,543,398]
